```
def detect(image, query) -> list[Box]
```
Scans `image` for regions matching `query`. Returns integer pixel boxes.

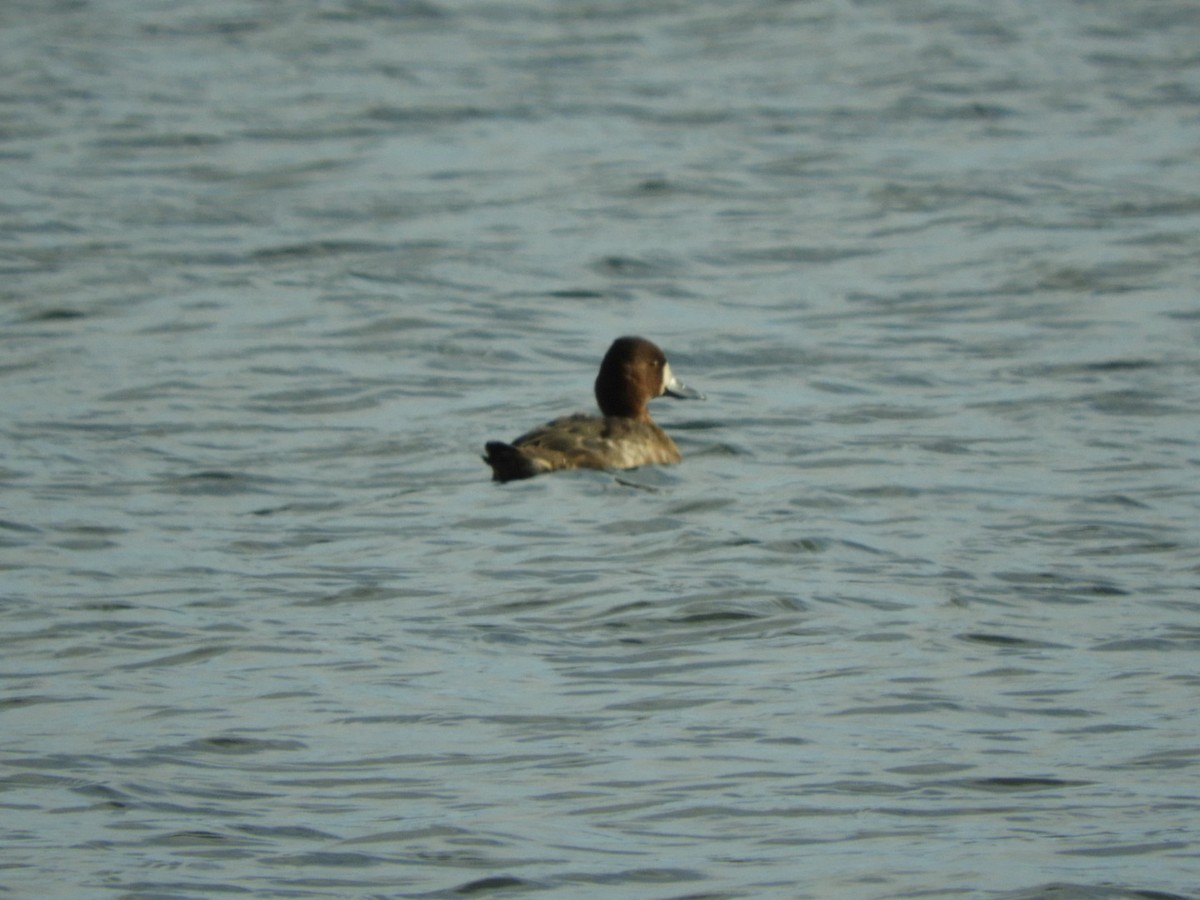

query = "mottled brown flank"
[484,336,689,483]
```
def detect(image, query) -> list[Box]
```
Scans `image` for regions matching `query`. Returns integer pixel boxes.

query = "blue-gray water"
[3,1,1200,898]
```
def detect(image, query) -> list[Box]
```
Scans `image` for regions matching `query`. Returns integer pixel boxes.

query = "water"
[3,1,1200,897]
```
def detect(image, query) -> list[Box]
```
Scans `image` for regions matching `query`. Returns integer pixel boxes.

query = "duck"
[484,336,702,482]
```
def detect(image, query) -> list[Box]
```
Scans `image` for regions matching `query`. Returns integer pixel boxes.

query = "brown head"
[593,336,701,420]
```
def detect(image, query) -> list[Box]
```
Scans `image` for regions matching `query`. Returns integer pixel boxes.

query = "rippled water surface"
[4,1,1200,898]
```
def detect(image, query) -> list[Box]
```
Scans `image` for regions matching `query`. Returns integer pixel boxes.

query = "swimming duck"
[484,336,702,482]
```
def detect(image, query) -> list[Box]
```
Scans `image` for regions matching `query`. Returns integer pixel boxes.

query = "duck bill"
[663,364,704,400]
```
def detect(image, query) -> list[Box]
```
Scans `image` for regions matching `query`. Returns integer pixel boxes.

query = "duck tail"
[483,441,538,483]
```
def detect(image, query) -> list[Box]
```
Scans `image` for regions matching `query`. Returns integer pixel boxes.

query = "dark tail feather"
[483,441,537,483]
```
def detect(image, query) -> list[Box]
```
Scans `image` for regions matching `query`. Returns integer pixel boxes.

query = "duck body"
[484,336,701,483]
